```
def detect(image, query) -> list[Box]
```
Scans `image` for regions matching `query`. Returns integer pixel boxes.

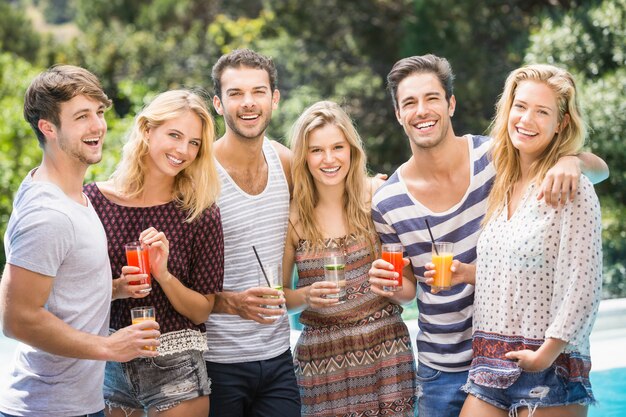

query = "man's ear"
[213,95,223,116]
[38,119,56,140]
[448,95,456,118]
[271,89,280,110]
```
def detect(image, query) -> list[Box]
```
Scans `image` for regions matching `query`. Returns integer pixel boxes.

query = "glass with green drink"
[324,249,346,304]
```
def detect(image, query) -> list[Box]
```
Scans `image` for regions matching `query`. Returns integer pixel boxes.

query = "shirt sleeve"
[545,177,603,346]
[189,204,224,294]
[6,206,74,278]
[371,202,401,245]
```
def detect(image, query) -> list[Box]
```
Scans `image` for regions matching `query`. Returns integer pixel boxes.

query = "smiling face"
[45,94,107,166]
[508,80,565,165]
[306,123,351,189]
[213,66,279,141]
[395,72,456,150]
[145,110,202,179]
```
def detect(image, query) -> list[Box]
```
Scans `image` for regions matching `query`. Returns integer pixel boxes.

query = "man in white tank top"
[204,49,300,417]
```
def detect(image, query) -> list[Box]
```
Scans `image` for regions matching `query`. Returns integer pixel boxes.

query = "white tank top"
[204,138,291,363]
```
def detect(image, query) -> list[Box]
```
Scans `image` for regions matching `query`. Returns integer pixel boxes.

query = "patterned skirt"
[294,304,417,417]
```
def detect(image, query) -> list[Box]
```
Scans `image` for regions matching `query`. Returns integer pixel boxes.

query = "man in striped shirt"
[368,54,608,417]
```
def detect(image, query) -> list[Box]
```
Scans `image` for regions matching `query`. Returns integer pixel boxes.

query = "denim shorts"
[104,350,210,412]
[463,365,594,414]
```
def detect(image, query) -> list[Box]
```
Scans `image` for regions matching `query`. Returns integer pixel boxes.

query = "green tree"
[0,2,43,62]
[41,0,75,24]
[67,0,221,117]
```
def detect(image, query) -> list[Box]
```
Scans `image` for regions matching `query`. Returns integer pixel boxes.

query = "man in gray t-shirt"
[0,65,160,417]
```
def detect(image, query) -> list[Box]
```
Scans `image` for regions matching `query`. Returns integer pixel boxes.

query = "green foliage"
[0,2,43,62]
[41,0,75,24]
[68,0,220,118]
[600,197,626,298]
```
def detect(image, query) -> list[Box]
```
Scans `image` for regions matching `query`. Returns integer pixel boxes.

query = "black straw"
[252,246,272,287]
[424,219,439,255]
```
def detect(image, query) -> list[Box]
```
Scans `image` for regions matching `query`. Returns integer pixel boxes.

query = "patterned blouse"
[84,183,224,355]
[470,176,602,394]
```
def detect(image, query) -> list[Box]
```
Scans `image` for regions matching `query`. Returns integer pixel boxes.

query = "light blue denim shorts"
[462,365,594,414]
[104,350,210,412]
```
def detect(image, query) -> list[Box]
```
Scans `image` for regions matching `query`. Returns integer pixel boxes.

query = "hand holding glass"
[125,241,151,293]
[130,306,157,351]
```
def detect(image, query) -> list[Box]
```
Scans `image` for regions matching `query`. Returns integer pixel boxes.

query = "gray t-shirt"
[0,172,111,416]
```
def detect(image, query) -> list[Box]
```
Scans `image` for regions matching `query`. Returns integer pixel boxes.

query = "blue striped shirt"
[371,135,494,372]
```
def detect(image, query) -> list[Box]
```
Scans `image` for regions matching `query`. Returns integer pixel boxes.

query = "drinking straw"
[252,245,272,287]
[424,219,439,255]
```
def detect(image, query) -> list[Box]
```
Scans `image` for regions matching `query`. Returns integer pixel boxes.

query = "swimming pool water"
[589,367,626,417]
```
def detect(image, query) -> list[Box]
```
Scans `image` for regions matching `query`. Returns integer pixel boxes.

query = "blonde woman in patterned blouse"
[84,89,224,417]
[460,65,603,417]
[282,100,417,416]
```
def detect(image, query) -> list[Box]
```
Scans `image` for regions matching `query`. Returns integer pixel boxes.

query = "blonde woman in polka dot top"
[460,65,604,417]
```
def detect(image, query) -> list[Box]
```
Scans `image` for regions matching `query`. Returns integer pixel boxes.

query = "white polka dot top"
[470,175,603,389]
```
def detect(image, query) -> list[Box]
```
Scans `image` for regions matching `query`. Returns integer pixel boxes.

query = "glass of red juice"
[124,241,151,293]
[381,243,403,291]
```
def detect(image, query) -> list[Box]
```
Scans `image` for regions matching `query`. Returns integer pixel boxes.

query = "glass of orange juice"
[130,306,156,351]
[432,242,454,291]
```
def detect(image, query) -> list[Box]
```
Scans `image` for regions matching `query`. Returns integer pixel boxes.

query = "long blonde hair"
[111,89,220,222]
[484,64,586,224]
[289,100,376,249]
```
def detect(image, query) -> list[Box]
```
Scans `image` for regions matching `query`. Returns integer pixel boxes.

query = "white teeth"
[83,138,99,143]
[320,167,340,173]
[240,115,258,120]
[167,155,183,165]
[416,121,435,129]
[517,127,537,136]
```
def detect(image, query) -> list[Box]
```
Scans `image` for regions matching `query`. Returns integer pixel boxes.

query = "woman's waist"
[300,301,403,328]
